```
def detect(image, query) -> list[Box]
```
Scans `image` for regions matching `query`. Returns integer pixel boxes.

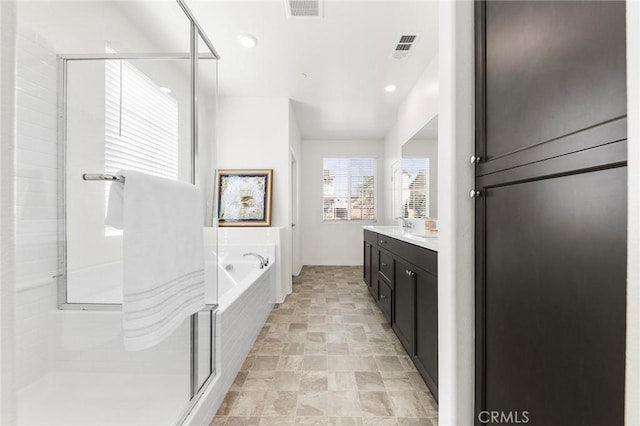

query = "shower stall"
[13,1,220,424]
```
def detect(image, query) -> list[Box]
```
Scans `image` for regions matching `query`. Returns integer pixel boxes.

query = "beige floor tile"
[300,371,329,391]
[359,391,395,417]
[327,391,363,417]
[271,371,301,391]
[328,417,364,426]
[302,355,328,370]
[229,391,269,416]
[260,416,296,425]
[215,391,239,416]
[252,355,280,371]
[328,371,358,391]
[224,417,261,426]
[295,416,330,425]
[296,391,328,416]
[388,391,428,418]
[362,417,397,426]
[277,356,304,371]
[209,266,438,426]
[397,418,435,425]
[262,391,298,416]
[375,355,404,371]
[243,371,275,390]
[354,371,385,391]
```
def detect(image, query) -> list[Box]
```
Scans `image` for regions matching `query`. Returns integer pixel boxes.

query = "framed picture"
[217,169,273,227]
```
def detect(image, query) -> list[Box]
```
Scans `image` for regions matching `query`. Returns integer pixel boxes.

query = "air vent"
[392,34,418,60]
[285,0,322,17]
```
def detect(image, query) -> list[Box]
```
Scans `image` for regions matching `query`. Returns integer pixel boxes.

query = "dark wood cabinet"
[415,267,438,397]
[363,230,378,299]
[392,257,415,355]
[363,241,372,289]
[475,1,627,424]
[377,277,392,322]
[362,229,438,400]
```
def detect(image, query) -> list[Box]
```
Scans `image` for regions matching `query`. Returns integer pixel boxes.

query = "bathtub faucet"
[243,253,269,269]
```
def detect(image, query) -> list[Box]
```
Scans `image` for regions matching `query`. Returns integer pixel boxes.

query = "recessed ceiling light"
[238,34,258,49]
[385,85,397,92]
[159,87,172,94]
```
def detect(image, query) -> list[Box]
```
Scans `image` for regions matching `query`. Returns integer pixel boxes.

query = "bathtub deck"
[210,265,439,426]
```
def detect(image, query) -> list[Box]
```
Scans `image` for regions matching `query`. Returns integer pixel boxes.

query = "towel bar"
[82,173,124,182]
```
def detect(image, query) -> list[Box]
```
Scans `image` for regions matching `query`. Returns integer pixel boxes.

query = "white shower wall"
[14,27,58,390]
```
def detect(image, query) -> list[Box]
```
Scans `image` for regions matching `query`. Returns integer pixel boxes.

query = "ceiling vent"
[285,0,322,17]
[392,35,418,59]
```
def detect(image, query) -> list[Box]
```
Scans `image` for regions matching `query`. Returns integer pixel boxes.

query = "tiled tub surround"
[184,246,276,425]
[211,266,438,426]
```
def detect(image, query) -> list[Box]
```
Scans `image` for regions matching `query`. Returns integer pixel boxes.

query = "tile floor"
[211,265,438,426]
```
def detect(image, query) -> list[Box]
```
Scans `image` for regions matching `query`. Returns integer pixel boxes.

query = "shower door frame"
[55,0,220,421]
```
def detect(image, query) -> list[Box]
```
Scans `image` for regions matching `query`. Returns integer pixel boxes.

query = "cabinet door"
[475,1,627,425]
[363,241,372,288]
[415,270,438,399]
[392,258,415,354]
[480,168,626,426]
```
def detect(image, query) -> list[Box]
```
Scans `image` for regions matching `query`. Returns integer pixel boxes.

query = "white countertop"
[363,225,439,253]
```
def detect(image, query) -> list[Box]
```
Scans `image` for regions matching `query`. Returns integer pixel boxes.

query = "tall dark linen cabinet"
[474,2,627,425]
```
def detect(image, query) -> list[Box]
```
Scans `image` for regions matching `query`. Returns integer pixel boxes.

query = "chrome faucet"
[395,217,413,229]
[243,252,269,269]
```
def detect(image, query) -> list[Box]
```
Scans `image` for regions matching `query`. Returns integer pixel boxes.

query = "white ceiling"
[187,0,439,140]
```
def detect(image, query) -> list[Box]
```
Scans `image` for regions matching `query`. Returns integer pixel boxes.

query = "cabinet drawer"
[364,229,378,245]
[381,236,437,276]
[378,250,393,282]
[378,279,392,322]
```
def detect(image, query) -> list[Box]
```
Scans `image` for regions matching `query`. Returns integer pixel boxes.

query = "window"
[104,58,179,234]
[323,158,376,221]
[401,158,429,218]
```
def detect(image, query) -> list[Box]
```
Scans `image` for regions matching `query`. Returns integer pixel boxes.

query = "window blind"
[104,58,179,233]
[323,158,376,221]
[401,158,429,218]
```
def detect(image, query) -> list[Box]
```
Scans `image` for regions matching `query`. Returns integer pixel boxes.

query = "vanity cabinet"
[362,229,438,400]
[392,257,415,354]
[363,229,378,299]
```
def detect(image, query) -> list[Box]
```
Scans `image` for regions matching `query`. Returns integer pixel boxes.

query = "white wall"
[437,1,475,425]
[217,97,292,301]
[626,0,640,424]
[0,2,17,423]
[13,26,59,391]
[300,139,385,266]
[384,56,439,221]
[397,57,440,146]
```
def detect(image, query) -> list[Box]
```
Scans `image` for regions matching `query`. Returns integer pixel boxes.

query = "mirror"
[398,115,438,219]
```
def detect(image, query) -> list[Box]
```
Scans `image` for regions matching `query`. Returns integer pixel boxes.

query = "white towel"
[106,170,205,351]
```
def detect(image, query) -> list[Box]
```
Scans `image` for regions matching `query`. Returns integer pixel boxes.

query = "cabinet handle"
[381,263,388,267]
[469,189,482,198]
[380,295,387,299]
[406,270,415,277]
[470,155,482,164]
[379,239,386,244]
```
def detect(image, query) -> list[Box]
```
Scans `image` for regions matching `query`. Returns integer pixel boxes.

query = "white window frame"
[321,157,377,223]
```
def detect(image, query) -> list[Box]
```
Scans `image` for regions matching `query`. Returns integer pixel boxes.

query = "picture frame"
[217,169,273,227]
